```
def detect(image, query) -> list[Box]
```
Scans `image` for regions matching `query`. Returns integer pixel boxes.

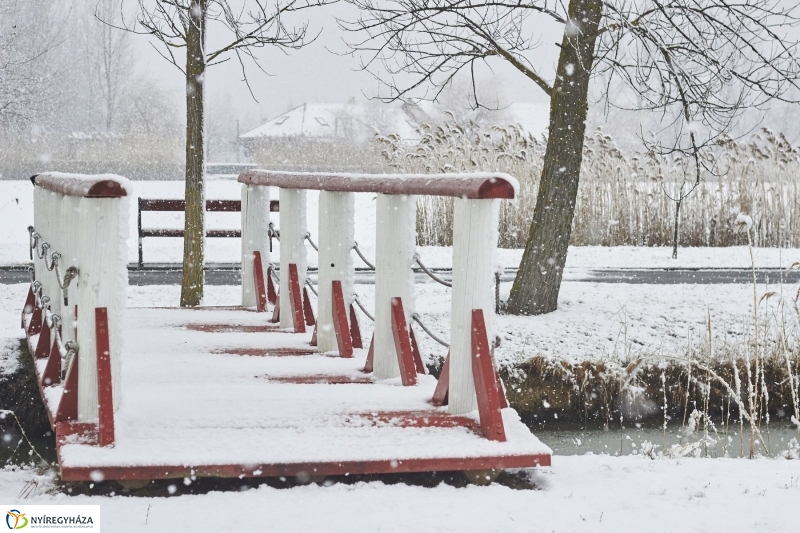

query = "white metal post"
[316,190,355,352]
[278,188,307,329]
[76,197,126,420]
[448,198,499,415]
[241,184,271,307]
[372,193,416,379]
[45,190,63,324]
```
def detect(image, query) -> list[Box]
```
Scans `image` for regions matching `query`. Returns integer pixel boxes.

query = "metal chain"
[413,253,452,287]
[305,232,319,251]
[44,249,57,271]
[352,241,376,270]
[411,313,450,347]
[27,226,35,260]
[305,278,318,297]
[44,311,79,372]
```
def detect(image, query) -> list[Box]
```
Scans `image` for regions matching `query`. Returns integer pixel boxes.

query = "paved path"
[2,265,798,285]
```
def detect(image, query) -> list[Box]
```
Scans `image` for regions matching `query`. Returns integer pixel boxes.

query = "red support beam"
[270,295,280,323]
[390,297,417,386]
[310,323,317,346]
[253,251,268,313]
[27,300,42,336]
[349,304,363,349]
[409,326,426,374]
[55,356,78,423]
[34,317,51,359]
[266,267,277,305]
[431,351,450,407]
[21,286,34,329]
[471,309,506,442]
[95,308,115,447]
[363,334,374,373]
[302,287,316,326]
[42,327,62,387]
[331,281,353,358]
[288,264,306,333]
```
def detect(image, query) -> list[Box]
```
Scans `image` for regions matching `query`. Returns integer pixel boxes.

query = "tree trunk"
[180,0,207,307]
[671,197,681,259]
[506,0,603,315]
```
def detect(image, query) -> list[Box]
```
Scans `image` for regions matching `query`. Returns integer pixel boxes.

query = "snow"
[2,455,800,532]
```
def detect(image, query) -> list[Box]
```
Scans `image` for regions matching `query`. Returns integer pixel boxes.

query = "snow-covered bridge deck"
[32,306,550,482]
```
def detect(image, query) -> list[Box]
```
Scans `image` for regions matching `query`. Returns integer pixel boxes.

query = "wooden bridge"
[20,171,551,484]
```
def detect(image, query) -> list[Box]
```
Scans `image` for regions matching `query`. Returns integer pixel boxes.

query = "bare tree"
[88,0,136,131]
[0,0,64,126]
[124,0,330,306]
[340,0,800,315]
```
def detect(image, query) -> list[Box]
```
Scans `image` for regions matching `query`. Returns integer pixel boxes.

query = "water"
[536,423,800,457]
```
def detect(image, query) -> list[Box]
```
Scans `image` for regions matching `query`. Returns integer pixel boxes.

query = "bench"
[137,198,279,268]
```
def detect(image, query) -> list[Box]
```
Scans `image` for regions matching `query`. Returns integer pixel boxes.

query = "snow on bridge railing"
[23,172,130,443]
[238,170,515,418]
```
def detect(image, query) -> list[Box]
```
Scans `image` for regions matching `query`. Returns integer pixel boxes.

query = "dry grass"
[380,123,800,249]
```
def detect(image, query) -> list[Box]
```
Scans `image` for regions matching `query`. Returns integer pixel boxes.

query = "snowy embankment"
[2,456,799,532]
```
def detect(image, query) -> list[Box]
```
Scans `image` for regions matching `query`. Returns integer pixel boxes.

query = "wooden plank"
[288,264,306,333]
[140,199,244,212]
[54,355,78,423]
[431,351,450,406]
[140,229,241,238]
[253,251,267,313]
[33,173,128,198]
[206,199,241,212]
[471,309,506,442]
[331,281,353,358]
[390,297,417,386]
[239,171,516,199]
[95,307,115,447]
[58,453,551,482]
[349,304,363,349]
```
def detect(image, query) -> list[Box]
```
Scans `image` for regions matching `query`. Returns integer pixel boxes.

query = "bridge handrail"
[238,170,517,199]
[31,172,130,198]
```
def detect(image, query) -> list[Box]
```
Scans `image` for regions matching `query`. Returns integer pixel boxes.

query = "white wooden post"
[44,190,63,323]
[316,191,355,352]
[448,198,499,415]
[373,193,416,379]
[278,188,307,329]
[32,185,43,284]
[241,184,271,307]
[59,195,82,347]
[75,197,127,420]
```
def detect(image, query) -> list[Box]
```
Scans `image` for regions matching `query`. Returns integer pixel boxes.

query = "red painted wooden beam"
[21,286,35,329]
[95,308,115,447]
[253,251,268,313]
[55,356,79,423]
[349,304,363,349]
[42,327,62,387]
[266,267,277,305]
[390,297,417,386]
[238,171,516,199]
[431,351,450,407]
[302,287,316,326]
[363,333,374,373]
[288,264,306,333]
[471,309,506,442]
[32,173,128,198]
[409,326,427,374]
[27,300,42,336]
[271,294,281,323]
[34,317,51,359]
[331,281,353,358]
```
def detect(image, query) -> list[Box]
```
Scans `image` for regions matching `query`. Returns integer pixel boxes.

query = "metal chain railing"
[305,278,318,297]
[352,293,374,322]
[305,232,318,252]
[24,275,80,374]
[267,222,280,252]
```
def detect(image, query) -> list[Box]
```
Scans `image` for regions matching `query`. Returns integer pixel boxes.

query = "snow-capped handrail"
[31,172,130,198]
[238,170,517,199]
[28,172,128,424]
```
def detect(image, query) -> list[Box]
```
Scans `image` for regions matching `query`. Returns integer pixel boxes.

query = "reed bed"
[380,124,800,249]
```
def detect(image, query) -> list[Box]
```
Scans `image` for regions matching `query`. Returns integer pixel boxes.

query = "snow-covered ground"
[2,179,798,269]
[2,455,799,532]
